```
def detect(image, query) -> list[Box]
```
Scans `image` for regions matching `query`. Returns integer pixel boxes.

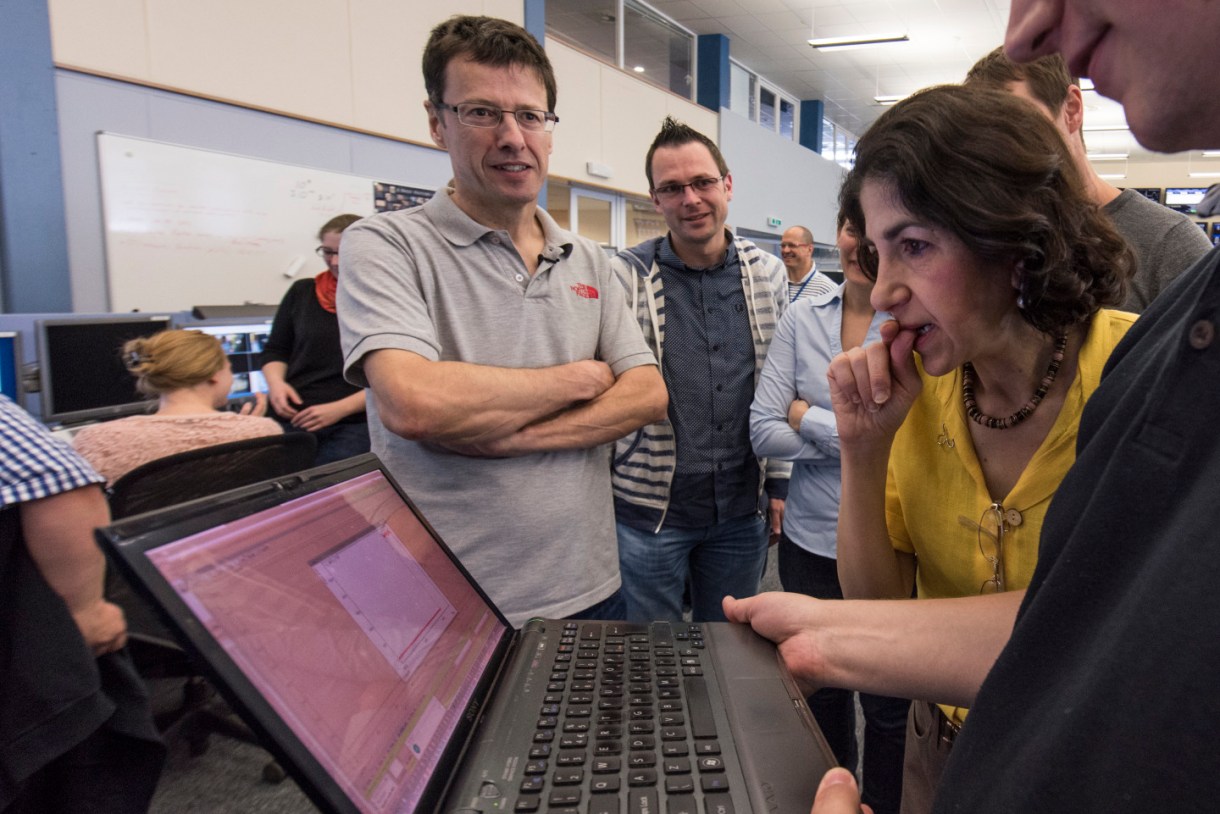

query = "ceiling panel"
[645,0,1157,161]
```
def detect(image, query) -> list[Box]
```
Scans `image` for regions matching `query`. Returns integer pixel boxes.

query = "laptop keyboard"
[517,621,734,814]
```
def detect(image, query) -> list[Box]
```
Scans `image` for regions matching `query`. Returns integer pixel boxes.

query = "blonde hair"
[123,330,226,397]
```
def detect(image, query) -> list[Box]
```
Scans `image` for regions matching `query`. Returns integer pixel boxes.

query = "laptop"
[99,454,834,814]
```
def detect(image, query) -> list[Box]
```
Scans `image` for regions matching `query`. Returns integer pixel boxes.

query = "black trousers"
[778,535,911,814]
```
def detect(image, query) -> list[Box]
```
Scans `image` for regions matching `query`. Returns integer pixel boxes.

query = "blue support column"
[523,0,545,45]
[800,99,825,155]
[696,34,730,113]
[0,0,72,312]
[524,0,547,208]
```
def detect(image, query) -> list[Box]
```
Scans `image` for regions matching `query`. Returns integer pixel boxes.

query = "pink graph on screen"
[312,526,456,681]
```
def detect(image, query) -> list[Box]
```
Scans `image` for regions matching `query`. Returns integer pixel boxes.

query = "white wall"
[719,108,844,243]
[47,0,521,148]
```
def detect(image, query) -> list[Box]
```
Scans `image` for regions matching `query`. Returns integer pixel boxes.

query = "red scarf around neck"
[314,270,338,313]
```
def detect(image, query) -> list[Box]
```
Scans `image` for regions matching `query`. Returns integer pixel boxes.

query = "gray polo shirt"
[337,188,656,626]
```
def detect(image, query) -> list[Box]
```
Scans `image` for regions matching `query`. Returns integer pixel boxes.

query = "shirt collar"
[427,186,574,260]
[659,229,738,272]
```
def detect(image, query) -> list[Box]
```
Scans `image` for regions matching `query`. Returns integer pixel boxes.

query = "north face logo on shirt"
[570,284,599,299]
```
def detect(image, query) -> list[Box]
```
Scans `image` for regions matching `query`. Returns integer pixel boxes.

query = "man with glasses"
[337,15,665,628]
[780,225,827,304]
[730,1,1220,811]
[610,117,817,622]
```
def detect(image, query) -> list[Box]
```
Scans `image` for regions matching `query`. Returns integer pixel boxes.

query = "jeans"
[617,512,768,623]
[778,535,910,814]
[278,419,370,466]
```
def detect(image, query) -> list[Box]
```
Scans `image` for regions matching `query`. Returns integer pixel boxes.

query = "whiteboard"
[97,133,419,312]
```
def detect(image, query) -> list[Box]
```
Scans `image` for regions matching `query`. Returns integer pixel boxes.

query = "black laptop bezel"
[97,452,518,814]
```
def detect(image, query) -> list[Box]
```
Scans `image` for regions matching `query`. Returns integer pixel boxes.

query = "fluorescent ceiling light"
[1078,78,1096,91]
[1202,151,1220,158]
[1189,172,1220,178]
[808,33,909,50]
[1082,124,1130,132]
[1097,173,1126,180]
[873,94,904,105]
[1087,152,1129,161]
[632,65,645,73]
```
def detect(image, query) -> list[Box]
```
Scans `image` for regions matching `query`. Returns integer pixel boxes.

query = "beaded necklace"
[961,331,1067,430]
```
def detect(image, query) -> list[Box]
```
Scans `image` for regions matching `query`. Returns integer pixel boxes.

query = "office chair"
[107,432,318,779]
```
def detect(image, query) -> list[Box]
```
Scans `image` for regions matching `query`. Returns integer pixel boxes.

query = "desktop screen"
[1165,187,1208,215]
[185,321,273,398]
[0,332,21,404]
[38,315,172,425]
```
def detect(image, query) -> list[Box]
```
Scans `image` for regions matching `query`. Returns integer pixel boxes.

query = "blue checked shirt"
[0,396,103,508]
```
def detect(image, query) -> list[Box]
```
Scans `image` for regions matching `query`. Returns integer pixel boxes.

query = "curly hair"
[123,330,227,397]
[840,84,1131,333]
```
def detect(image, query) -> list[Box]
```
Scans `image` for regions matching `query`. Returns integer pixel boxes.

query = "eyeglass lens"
[452,104,555,131]
[977,503,1004,594]
[654,177,722,199]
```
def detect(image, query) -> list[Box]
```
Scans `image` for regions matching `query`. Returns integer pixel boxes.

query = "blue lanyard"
[789,274,812,303]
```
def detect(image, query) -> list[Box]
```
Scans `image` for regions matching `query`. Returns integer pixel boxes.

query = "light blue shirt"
[749,284,887,558]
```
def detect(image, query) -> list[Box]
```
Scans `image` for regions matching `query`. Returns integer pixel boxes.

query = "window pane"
[729,62,752,118]
[627,197,667,246]
[760,87,777,131]
[575,194,614,249]
[822,118,835,156]
[779,98,795,140]
[548,180,572,231]
[624,0,694,99]
[545,0,617,64]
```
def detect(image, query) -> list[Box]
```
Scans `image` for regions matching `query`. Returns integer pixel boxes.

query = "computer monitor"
[1165,187,1209,215]
[0,332,23,405]
[1123,187,1162,204]
[180,321,273,399]
[1211,222,1220,248]
[37,315,172,426]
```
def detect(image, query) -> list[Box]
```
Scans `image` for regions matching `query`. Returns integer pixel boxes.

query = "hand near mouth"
[826,319,923,448]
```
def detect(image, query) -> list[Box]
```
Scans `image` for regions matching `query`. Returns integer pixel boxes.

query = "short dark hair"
[644,116,730,189]
[317,214,362,241]
[965,46,1075,116]
[422,15,557,112]
[840,84,1131,333]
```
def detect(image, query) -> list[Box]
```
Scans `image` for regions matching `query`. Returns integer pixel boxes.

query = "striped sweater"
[610,235,827,532]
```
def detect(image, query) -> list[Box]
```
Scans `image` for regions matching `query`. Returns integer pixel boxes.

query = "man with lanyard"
[781,225,831,304]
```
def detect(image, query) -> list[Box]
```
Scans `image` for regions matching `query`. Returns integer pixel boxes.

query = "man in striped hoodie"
[610,117,834,624]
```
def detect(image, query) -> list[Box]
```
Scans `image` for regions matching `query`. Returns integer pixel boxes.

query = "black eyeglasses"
[652,176,725,201]
[316,246,339,258]
[779,242,812,250]
[434,102,558,132]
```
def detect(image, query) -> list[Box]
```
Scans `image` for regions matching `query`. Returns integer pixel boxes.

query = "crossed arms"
[364,349,667,456]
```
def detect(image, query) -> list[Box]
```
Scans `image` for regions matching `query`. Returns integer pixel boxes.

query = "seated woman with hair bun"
[72,329,281,485]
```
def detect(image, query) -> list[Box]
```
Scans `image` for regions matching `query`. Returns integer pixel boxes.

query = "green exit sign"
[766,216,782,228]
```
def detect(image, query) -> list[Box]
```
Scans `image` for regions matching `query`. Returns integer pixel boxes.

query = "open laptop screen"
[140,468,509,813]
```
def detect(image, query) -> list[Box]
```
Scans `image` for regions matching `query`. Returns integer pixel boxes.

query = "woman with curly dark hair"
[826,83,1135,813]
